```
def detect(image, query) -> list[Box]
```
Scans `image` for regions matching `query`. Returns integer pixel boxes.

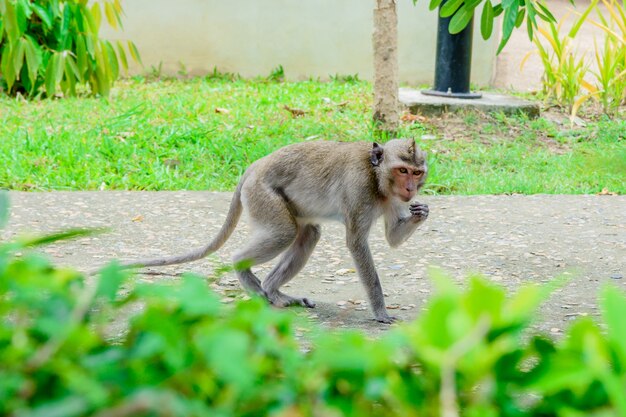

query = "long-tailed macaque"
[121,138,429,323]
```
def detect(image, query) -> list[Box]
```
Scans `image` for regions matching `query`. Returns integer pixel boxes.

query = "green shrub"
[528,0,626,118]
[1,194,625,416]
[0,0,140,97]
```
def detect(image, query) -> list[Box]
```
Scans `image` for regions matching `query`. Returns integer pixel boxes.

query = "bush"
[0,0,139,97]
[1,194,625,416]
[527,0,626,118]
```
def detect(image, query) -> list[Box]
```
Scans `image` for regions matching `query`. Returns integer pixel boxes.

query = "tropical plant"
[412,0,567,53]
[523,17,589,114]
[0,0,140,97]
[585,0,626,114]
[527,0,626,117]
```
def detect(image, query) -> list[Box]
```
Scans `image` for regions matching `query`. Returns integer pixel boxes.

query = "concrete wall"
[103,0,498,85]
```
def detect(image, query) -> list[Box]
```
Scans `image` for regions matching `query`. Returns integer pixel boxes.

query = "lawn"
[1,76,624,194]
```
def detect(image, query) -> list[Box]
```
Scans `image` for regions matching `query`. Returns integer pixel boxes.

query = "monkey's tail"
[108,180,244,271]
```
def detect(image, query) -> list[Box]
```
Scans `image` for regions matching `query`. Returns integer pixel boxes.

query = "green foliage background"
[1,195,625,416]
[0,0,139,97]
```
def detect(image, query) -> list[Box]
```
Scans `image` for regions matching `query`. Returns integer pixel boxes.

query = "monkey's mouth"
[400,194,414,202]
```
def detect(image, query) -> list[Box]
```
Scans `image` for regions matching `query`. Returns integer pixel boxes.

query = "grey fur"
[117,138,429,323]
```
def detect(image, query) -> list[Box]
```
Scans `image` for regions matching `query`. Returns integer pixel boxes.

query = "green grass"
[0,76,624,194]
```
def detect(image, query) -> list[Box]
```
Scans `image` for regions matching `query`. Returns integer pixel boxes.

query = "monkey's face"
[376,139,427,202]
[391,165,426,202]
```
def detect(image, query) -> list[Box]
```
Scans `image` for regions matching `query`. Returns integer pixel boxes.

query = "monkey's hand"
[409,202,429,222]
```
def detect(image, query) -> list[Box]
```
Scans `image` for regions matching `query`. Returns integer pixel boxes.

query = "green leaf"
[116,40,128,72]
[497,0,519,54]
[55,51,66,85]
[128,40,142,65]
[526,3,537,40]
[31,3,53,29]
[104,1,119,29]
[536,1,556,22]
[3,1,20,44]
[94,44,110,95]
[86,36,96,61]
[15,0,31,34]
[568,0,597,38]
[60,3,73,50]
[481,0,494,39]
[83,4,98,35]
[177,275,220,316]
[601,285,626,361]
[440,0,464,18]
[13,37,26,77]
[96,262,128,302]
[90,2,102,30]
[65,54,81,80]
[449,4,474,34]
[196,329,254,389]
[0,190,9,229]
[76,35,88,79]
[1,46,16,90]
[45,53,58,96]
[429,0,445,11]
[24,35,42,89]
[505,284,544,322]
[464,277,505,321]
[104,40,119,80]
[63,55,77,96]
[515,7,525,28]
[19,227,105,247]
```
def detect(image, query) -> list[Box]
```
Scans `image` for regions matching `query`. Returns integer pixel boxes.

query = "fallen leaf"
[335,268,356,276]
[283,105,307,117]
[598,188,618,196]
[401,112,425,123]
[131,215,144,222]
[215,107,230,114]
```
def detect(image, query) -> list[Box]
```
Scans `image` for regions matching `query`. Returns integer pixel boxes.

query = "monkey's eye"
[413,170,424,176]
[399,167,408,174]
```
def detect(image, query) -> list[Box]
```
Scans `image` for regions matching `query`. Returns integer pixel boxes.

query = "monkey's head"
[370,138,427,202]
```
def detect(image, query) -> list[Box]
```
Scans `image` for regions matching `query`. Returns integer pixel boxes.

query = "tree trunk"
[373,0,399,134]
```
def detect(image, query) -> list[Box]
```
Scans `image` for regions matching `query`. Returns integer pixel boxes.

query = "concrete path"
[2,192,625,335]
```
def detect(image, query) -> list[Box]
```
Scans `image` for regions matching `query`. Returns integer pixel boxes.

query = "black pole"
[422,1,481,99]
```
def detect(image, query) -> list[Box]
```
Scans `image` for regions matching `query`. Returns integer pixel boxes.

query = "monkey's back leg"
[232,186,298,298]
[262,223,321,308]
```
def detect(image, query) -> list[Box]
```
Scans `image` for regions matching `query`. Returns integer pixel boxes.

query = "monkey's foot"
[374,315,398,324]
[268,291,316,308]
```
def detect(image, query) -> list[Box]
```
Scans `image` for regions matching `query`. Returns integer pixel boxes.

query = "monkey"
[118,138,429,323]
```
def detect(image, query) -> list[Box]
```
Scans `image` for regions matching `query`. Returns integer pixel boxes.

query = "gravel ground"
[3,191,625,336]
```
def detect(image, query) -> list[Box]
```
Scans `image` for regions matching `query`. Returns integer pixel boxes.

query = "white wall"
[103,0,498,85]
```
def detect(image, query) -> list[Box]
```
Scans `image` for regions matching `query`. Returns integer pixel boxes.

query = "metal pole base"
[421,88,482,99]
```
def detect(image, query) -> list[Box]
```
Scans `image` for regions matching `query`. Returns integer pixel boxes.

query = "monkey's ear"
[407,138,416,155]
[370,142,384,166]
